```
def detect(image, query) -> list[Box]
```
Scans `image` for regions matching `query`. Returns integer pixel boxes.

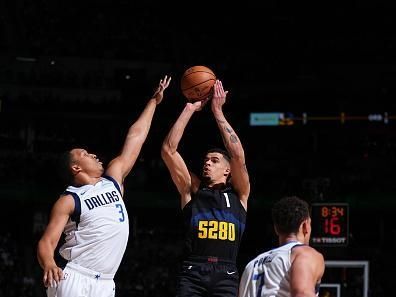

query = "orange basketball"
[180,66,216,101]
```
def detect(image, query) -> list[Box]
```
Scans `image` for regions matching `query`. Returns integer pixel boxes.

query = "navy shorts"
[176,257,239,297]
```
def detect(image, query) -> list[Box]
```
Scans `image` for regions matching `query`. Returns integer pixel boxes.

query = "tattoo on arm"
[230,134,238,143]
[217,119,241,157]
[223,125,238,143]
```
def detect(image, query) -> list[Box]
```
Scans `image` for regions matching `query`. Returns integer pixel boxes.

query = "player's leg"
[176,262,208,297]
[210,264,239,297]
[92,279,115,297]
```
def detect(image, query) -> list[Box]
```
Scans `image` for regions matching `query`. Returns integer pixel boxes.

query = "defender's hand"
[153,75,172,105]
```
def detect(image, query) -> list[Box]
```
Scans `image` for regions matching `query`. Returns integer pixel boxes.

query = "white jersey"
[59,176,129,276]
[238,241,306,297]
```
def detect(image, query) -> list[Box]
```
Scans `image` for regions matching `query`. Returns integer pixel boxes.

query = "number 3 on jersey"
[115,203,125,222]
[198,220,235,241]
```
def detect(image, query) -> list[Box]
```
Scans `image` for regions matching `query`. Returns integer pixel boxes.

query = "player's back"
[238,241,303,297]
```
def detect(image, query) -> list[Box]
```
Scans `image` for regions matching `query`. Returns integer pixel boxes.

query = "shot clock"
[311,203,349,246]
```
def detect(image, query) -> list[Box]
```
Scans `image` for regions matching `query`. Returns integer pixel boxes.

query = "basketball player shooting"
[37,75,171,297]
[161,79,250,297]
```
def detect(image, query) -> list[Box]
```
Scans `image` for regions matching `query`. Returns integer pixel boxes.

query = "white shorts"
[46,262,116,297]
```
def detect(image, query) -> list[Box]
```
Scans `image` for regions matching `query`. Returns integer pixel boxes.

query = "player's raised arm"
[105,75,171,192]
[211,80,250,209]
[161,100,206,208]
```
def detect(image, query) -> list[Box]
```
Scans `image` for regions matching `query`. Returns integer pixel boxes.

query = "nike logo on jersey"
[226,271,236,275]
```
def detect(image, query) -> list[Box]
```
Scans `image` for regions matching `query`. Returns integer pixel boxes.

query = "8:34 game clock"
[311,203,349,246]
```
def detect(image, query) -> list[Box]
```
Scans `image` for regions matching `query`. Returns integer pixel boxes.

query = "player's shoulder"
[50,193,75,215]
[312,247,324,262]
[292,243,316,253]
[292,244,324,262]
[57,191,76,203]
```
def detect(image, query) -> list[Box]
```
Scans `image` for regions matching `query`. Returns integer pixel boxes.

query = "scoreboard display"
[311,203,349,246]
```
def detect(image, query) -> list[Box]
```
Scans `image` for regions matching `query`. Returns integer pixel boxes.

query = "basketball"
[180,66,216,101]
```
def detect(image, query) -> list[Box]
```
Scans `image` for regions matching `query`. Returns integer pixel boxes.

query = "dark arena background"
[1,3,395,296]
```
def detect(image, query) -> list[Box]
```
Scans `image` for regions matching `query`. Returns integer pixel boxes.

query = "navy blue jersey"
[182,184,247,263]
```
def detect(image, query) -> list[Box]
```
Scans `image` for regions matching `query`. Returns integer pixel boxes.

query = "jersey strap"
[64,191,81,226]
[103,175,122,197]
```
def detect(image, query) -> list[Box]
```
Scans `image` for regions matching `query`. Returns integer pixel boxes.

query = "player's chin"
[201,175,211,182]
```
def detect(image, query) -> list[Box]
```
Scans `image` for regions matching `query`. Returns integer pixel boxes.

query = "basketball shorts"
[46,262,115,297]
[176,257,239,297]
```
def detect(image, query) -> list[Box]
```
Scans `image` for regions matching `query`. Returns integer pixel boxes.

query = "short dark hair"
[271,196,310,235]
[205,148,231,162]
[58,150,74,186]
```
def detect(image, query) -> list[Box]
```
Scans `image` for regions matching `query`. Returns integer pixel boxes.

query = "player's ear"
[301,219,310,236]
[71,164,82,175]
